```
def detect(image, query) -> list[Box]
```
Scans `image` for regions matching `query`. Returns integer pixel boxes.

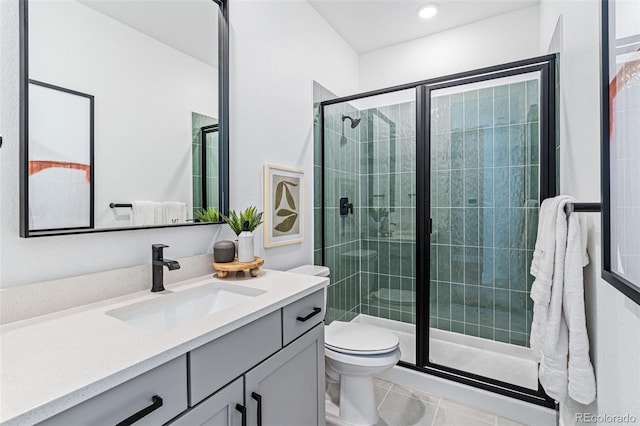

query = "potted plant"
[221,206,263,262]
[194,207,220,223]
[221,206,263,235]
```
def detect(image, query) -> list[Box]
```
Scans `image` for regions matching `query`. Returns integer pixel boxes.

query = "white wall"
[0,0,358,288]
[227,0,359,272]
[539,0,640,423]
[29,0,218,228]
[359,6,540,91]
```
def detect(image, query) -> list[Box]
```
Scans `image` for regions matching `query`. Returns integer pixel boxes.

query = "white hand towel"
[537,197,571,401]
[529,195,571,359]
[564,212,596,404]
[531,195,597,404]
[163,202,187,224]
[132,201,155,226]
[153,202,166,225]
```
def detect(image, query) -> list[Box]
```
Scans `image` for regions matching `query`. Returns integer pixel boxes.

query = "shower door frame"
[415,58,558,408]
[318,54,558,408]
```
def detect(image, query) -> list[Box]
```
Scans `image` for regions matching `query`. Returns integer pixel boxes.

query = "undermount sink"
[106,283,266,331]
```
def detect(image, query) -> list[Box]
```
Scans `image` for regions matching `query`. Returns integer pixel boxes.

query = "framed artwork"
[26,80,94,231]
[263,164,304,247]
[601,0,640,304]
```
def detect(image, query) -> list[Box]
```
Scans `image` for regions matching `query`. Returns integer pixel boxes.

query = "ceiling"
[79,0,219,67]
[308,0,539,54]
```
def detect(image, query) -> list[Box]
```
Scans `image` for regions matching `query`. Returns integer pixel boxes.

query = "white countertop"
[0,270,327,425]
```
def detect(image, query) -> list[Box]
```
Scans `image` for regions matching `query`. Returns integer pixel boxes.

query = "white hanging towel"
[131,201,155,226]
[163,202,187,224]
[563,210,596,404]
[530,195,596,404]
[529,195,571,359]
[154,202,166,225]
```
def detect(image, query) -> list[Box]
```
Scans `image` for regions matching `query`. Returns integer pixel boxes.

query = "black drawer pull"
[235,403,247,426]
[115,395,163,426]
[251,392,263,426]
[296,307,322,322]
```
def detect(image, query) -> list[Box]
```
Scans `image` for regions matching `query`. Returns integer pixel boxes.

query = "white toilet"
[288,265,401,426]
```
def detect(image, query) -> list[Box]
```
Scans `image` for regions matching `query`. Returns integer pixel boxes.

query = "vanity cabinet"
[245,323,325,426]
[189,310,282,405]
[36,289,325,426]
[39,355,188,426]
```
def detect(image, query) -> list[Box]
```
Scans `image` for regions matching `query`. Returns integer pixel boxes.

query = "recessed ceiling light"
[418,3,440,19]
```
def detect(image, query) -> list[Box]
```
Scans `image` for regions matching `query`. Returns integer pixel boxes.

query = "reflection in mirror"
[21,0,227,236]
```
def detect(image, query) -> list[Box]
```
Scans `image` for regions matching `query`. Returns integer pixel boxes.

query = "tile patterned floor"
[327,378,528,426]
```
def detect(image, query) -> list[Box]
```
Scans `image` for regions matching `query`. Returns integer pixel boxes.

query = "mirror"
[19,0,229,237]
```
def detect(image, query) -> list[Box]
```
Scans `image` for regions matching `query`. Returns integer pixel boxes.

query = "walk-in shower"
[314,55,558,408]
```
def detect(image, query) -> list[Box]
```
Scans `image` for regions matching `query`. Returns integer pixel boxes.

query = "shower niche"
[315,55,558,408]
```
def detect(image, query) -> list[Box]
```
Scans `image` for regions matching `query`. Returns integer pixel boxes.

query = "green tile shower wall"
[430,80,540,347]
[313,80,541,349]
[315,83,362,324]
[313,87,417,324]
[191,112,217,216]
[359,102,417,325]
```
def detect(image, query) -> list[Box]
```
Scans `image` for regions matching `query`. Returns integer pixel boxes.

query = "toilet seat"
[325,321,400,355]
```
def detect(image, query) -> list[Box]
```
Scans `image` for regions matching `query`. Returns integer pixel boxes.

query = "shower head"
[342,114,361,129]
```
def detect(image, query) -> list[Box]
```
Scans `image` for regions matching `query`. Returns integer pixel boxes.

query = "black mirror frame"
[600,0,640,305]
[18,0,229,237]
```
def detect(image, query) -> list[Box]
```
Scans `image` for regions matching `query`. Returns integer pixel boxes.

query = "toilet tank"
[287,265,330,314]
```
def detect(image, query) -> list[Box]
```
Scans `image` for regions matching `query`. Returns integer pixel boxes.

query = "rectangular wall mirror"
[601,0,640,304]
[19,0,229,237]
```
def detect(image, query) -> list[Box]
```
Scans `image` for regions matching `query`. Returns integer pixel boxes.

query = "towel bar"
[564,202,601,214]
[110,203,133,208]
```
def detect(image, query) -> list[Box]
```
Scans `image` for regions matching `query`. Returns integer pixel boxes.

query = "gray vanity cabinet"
[245,323,325,426]
[35,289,325,426]
[170,378,244,426]
[38,355,188,426]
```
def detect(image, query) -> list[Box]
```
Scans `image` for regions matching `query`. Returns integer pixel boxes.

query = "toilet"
[288,265,401,426]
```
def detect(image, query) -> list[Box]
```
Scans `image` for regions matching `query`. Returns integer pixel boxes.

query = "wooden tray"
[213,257,264,278]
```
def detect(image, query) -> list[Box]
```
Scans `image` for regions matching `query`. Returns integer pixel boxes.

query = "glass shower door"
[425,71,544,390]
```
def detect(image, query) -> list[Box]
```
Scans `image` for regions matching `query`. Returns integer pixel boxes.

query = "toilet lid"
[325,322,399,355]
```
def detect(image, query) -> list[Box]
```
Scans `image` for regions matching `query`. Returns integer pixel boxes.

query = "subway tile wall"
[314,79,542,348]
[360,101,417,324]
[430,79,540,346]
[314,82,361,324]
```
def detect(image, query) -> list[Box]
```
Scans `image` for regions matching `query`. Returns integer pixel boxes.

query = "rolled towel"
[153,202,165,225]
[132,201,155,226]
[163,201,187,224]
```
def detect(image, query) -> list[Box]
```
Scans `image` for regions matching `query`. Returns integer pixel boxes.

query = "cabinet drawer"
[189,310,281,405]
[39,355,187,426]
[282,289,324,346]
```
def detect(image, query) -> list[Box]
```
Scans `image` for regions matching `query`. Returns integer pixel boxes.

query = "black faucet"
[151,244,181,292]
